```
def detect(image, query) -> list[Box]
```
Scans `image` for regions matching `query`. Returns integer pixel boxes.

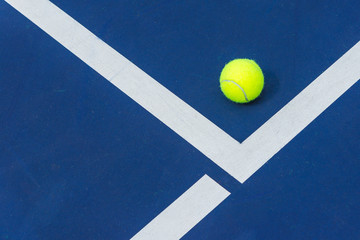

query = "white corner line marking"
[228,42,360,182]
[5,0,360,183]
[130,175,230,240]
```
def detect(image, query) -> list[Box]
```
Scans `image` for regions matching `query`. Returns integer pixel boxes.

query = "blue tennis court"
[1,0,359,239]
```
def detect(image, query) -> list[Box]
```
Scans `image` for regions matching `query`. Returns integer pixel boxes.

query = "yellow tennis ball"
[220,59,264,103]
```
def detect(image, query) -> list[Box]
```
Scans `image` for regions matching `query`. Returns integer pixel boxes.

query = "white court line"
[227,42,360,181]
[4,0,240,181]
[130,175,230,240]
[5,0,360,185]
[6,0,360,238]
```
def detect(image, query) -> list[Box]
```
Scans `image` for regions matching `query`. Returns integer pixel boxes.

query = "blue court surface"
[1,0,360,239]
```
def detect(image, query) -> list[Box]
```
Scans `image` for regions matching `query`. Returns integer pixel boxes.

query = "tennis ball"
[220,59,264,103]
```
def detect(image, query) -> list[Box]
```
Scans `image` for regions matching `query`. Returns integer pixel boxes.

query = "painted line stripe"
[227,42,360,182]
[130,175,230,240]
[6,0,360,184]
[4,0,240,178]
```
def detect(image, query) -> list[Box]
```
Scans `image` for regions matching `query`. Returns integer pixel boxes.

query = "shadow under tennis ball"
[248,70,280,105]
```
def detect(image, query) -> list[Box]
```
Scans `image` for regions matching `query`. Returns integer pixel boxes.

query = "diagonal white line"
[6,0,360,238]
[5,0,240,179]
[225,42,360,182]
[130,175,230,240]
[5,0,360,185]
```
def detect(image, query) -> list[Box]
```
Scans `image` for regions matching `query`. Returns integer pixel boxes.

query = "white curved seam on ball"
[221,79,249,101]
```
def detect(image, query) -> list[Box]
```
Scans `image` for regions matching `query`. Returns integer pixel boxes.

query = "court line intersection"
[5,0,360,238]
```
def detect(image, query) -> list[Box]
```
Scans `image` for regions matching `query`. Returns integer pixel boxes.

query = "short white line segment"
[130,175,230,240]
[5,0,360,184]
